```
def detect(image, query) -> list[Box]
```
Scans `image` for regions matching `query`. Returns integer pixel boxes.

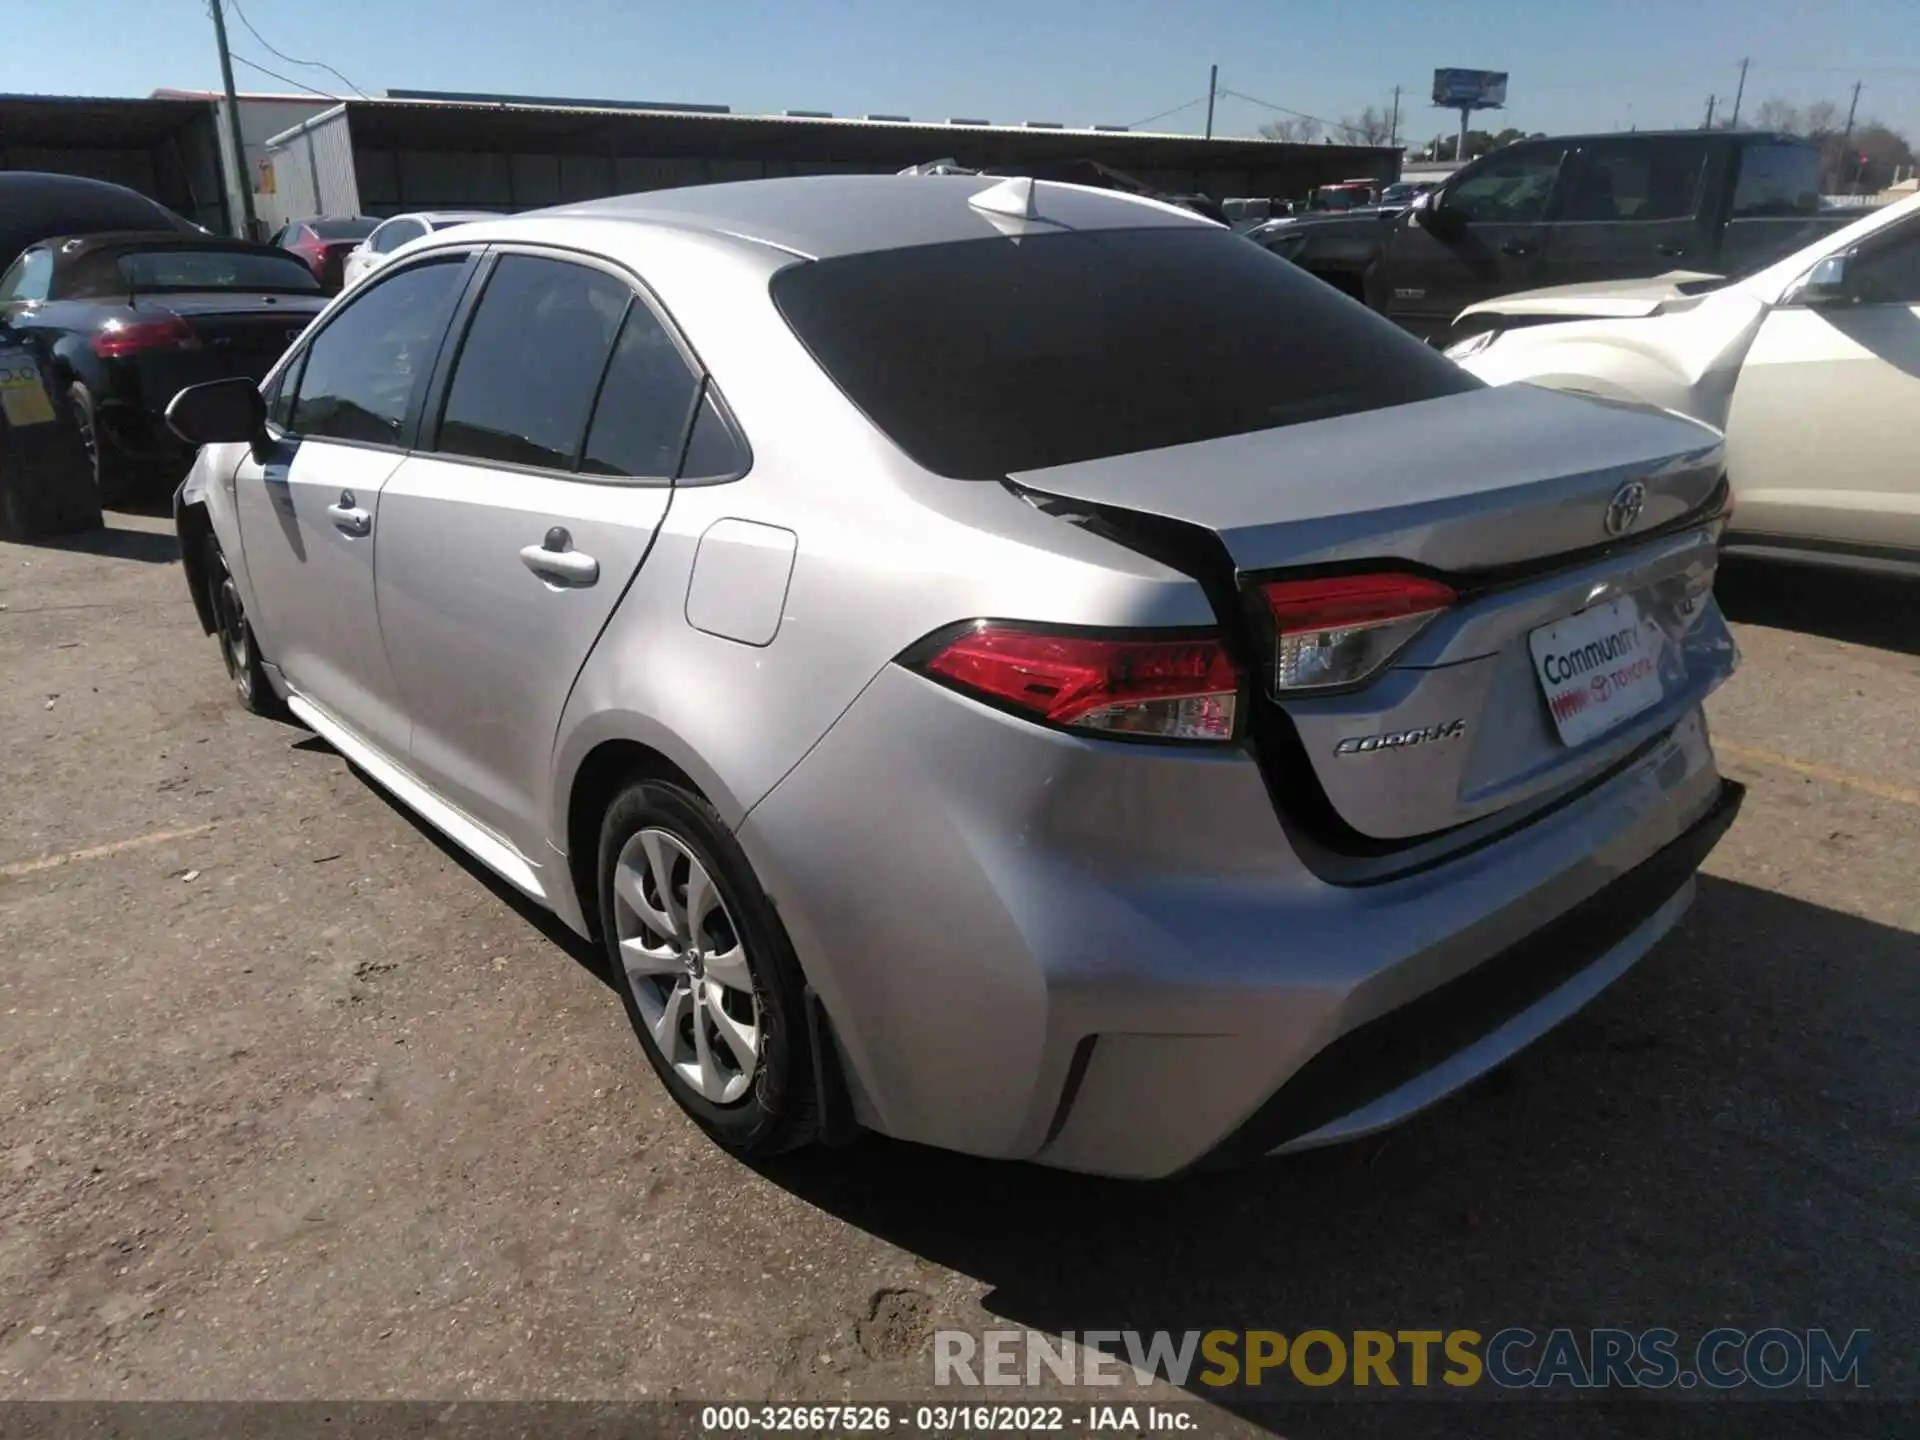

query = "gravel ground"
[0,515,1913,1436]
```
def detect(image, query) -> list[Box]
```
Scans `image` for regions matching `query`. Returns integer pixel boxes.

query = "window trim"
[417,241,727,488]
[268,247,481,455]
[1550,140,1710,228]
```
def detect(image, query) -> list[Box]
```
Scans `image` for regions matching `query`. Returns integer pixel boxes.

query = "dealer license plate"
[1528,595,1666,747]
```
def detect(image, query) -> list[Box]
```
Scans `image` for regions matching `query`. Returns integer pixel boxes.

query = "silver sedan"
[168,174,1743,1177]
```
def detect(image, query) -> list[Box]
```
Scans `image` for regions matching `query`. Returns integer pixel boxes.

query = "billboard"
[1432,69,1508,109]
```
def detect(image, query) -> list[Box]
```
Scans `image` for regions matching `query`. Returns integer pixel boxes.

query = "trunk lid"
[162,293,321,376]
[1012,384,1732,844]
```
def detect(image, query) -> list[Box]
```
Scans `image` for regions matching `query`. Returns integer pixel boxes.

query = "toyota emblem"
[1604,480,1647,537]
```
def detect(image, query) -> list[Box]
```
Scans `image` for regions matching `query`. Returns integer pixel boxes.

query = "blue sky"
[12,0,1920,144]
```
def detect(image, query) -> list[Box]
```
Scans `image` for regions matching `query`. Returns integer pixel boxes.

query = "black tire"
[203,535,285,717]
[0,426,102,538]
[69,383,142,507]
[597,777,817,1157]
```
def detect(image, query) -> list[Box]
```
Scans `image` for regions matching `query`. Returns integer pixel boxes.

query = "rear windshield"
[118,249,322,293]
[770,227,1479,480]
[309,217,378,240]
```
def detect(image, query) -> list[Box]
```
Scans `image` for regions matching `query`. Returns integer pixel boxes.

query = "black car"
[0,232,326,505]
[0,171,202,536]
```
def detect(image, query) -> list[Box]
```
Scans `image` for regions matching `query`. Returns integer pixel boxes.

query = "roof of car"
[532,173,1216,260]
[41,230,289,257]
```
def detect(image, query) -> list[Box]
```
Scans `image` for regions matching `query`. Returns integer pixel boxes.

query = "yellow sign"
[0,355,56,427]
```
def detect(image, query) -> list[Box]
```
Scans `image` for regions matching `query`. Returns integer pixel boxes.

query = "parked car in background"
[1311,180,1380,211]
[1223,197,1298,232]
[341,211,503,290]
[271,216,378,292]
[170,174,1741,1178]
[1254,131,1872,339]
[1,232,325,506]
[1454,191,1920,578]
[1377,180,1435,208]
[0,172,201,537]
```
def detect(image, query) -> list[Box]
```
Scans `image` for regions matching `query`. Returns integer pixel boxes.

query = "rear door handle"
[1655,243,1688,257]
[326,491,371,536]
[1500,239,1537,257]
[519,526,600,587]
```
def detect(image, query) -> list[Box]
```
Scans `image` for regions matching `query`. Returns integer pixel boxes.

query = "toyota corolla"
[167,174,1742,1178]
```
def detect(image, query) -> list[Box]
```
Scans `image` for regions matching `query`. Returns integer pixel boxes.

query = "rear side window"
[1732,142,1822,218]
[771,227,1479,480]
[435,255,629,471]
[373,219,423,255]
[579,302,703,479]
[289,257,465,444]
[1564,140,1707,223]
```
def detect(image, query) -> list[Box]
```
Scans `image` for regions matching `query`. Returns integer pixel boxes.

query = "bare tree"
[1331,105,1395,146]
[1752,97,1803,133]
[1258,115,1321,143]
[1803,100,1840,136]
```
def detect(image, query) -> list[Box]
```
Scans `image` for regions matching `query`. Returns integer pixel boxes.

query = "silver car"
[167,174,1743,1178]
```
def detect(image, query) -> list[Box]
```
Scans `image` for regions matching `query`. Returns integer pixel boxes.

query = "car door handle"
[1655,242,1688,257]
[1500,239,1536,257]
[326,491,371,537]
[519,527,600,587]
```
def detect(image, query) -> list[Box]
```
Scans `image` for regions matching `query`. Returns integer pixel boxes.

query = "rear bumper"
[740,660,1739,1179]
[1207,775,1742,1165]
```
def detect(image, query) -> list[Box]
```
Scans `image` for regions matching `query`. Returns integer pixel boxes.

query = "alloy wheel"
[212,568,252,699]
[611,827,761,1105]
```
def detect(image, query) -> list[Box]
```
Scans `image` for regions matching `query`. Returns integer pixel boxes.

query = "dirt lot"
[0,514,1914,1433]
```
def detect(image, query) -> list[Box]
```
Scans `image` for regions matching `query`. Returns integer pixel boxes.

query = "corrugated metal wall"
[261,109,360,225]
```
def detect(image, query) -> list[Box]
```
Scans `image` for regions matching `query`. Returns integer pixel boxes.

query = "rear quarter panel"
[543,220,1213,841]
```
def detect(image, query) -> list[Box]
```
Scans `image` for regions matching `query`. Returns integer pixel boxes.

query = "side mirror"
[1417,195,1464,235]
[166,377,267,449]
[1796,252,1853,307]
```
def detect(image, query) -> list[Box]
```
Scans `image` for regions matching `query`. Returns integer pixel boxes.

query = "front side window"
[1843,225,1920,308]
[0,248,54,302]
[288,257,466,445]
[435,255,629,471]
[772,227,1479,481]
[1444,145,1569,224]
[1564,140,1708,223]
[1731,142,1822,219]
[579,301,704,479]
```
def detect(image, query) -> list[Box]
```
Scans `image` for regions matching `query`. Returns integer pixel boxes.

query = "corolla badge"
[1605,480,1647,537]
[1335,718,1466,756]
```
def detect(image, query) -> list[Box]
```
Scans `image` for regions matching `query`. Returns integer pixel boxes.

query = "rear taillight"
[1260,572,1455,693]
[92,313,201,358]
[912,624,1240,742]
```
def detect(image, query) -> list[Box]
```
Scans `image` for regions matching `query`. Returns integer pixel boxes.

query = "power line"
[226,0,367,98]
[1216,87,1343,132]
[1120,95,1208,129]
[229,51,343,102]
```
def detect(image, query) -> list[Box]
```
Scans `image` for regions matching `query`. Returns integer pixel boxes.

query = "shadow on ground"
[18,515,179,565]
[757,876,1915,1435]
[1717,559,1920,657]
[290,723,1914,1436]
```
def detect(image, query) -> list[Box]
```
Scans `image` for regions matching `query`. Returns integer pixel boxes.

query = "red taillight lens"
[92,313,201,359]
[916,625,1240,741]
[1260,572,1456,693]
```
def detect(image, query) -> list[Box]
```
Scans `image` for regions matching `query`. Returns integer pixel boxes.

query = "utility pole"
[1389,85,1401,147]
[1703,95,1717,129]
[208,0,258,239]
[1841,81,1863,194]
[1729,57,1749,129]
[1204,64,1217,141]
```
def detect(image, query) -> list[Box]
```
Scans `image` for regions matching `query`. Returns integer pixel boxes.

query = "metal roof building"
[0,94,230,232]
[258,93,1399,225]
